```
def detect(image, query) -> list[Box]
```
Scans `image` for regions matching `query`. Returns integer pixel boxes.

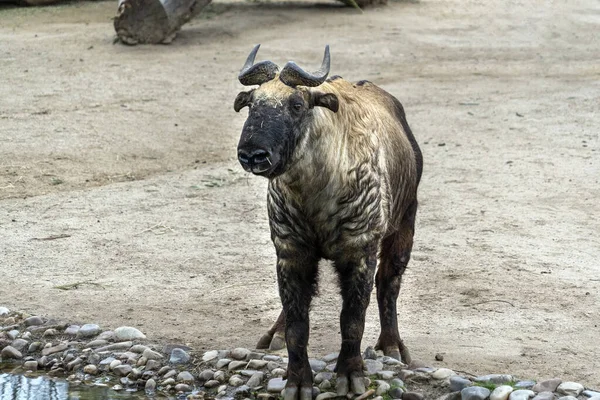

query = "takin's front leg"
[333,245,378,396]
[277,254,319,400]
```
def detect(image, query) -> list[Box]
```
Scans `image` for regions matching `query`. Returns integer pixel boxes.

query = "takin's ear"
[234,91,253,112]
[309,91,339,113]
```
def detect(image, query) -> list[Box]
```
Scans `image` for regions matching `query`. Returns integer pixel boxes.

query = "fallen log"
[113,0,212,45]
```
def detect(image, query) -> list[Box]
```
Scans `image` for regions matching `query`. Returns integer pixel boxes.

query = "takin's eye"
[292,102,303,112]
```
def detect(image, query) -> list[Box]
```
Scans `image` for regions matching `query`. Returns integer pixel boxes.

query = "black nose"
[238,149,270,167]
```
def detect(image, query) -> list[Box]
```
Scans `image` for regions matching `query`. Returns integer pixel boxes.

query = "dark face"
[234,85,338,178]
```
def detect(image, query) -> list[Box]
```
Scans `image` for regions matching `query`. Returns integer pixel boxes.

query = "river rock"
[558,397,578,400]
[450,376,472,392]
[145,378,156,391]
[376,370,396,380]
[557,382,584,397]
[248,359,268,369]
[319,380,332,391]
[169,348,190,364]
[490,385,513,400]
[175,383,192,392]
[271,368,286,377]
[402,392,424,400]
[532,379,561,393]
[177,370,194,383]
[199,369,214,381]
[267,377,287,393]
[389,386,404,399]
[24,316,44,327]
[263,355,282,362]
[11,339,28,352]
[461,386,491,400]
[376,380,390,395]
[146,360,161,370]
[309,359,327,372]
[64,325,80,336]
[41,343,68,356]
[229,374,244,387]
[583,391,600,398]
[113,365,133,377]
[204,380,220,388]
[78,324,101,338]
[323,352,339,363]
[114,326,146,341]
[86,339,108,348]
[110,359,122,370]
[316,393,338,400]
[509,390,535,400]
[7,330,19,340]
[247,371,264,388]
[97,331,115,341]
[1,346,22,359]
[432,368,456,380]
[161,378,176,386]
[532,392,554,400]
[84,364,98,375]
[214,370,226,382]
[0,307,9,316]
[231,347,251,360]
[364,359,384,374]
[202,350,219,362]
[23,360,38,370]
[217,358,232,369]
[515,381,535,389]
[363,346,377,360]
[315,372,334,384]
[163,369,176,379]
[228,360,247,371]
[142,348,163,361]
[474,375,513,384]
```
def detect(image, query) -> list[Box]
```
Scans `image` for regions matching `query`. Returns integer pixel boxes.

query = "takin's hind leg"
[256,309,286,351]
[374,200,418,364]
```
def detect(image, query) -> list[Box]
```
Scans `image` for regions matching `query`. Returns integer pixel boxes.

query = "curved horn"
[238,44,279,86]
[279,45,331,88]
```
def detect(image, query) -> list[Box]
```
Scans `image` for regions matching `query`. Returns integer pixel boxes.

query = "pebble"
[235,385,251,396]
[83,364,98,375]
[474,375,513,384]
[64,325,80,336]
[214,370,226,382]
[241,369,259,377]
[271,368,286,377]
[363,346,377,360]
[114,326,146,341]
[43,328,59,337]
[99,357,116,366]
[175,383,192,392]
[217,384,227,393]
[382,356,404,366]
[41,344,68,356]
[263,355,282,362]
[228,360,247,371]
[309,359,327,372]
[7,330,19,340]
[558,397,578,400]
[86,339,108,348]
[96,342,133,352]
[78,324,101,338]
[376,380,391,395]
[399,370,415,380]
[23,360,38,370]
[67,357,83,371]
[0,307,9,316]
[247,371,264,388]
[163,369,177,379]
[110,360,122,370]
[490,385,514,400]
[364,359,384,374]
[322,352,339,363]
[198,369,214,381]
[229,375,244,387]
[113,365,133,377]
[217,358,232,369]
[231,347,251,360]
[402,392,425,400]
[531,392,554,400]
[97,331,115,341]
[557,382,585,397]
[461,386,491,400]
[532,379,562,393]
[111,384,123,391]
[267,377,287,393]
[24,316,44,327]
[415,367,436,373]
[248,359,269,369]
[390,378,404,387]
[11,338,28,351]
[508,390,535,400]
[204,380,220,388]
[145,378,156,391]
[377,370,396,380]
[584,391,600,398]
[315,392,338,400]
[515,381,536,389]
[389,387,404,398]
[319,380,332,391]
[161,378,176,386]
[315,372,333,384]
[145,360,161,370]
[432,368,456,380]
[450,376,472,392]
[202,350,219,362]
[130,344,149,353]
[142,348,163,361]
[248,351,264,360]
[169,348,191,364]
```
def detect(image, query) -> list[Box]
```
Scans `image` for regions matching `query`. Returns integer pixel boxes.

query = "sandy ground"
[1,0,599,388]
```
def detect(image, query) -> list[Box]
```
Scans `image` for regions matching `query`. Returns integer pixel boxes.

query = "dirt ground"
[1,0,599,388]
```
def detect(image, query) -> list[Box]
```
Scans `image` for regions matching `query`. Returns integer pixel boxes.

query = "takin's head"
[233,45,339,178]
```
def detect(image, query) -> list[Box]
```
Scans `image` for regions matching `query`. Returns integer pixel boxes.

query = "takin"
[233,45,423,400]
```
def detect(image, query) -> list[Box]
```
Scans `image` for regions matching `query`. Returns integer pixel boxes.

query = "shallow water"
[0,372,157,400]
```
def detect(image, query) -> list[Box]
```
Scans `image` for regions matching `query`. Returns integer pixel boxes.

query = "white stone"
[490,385,514,400]
[0,307,10,316]
[557,382,585,397]
[431,368,456,380]
[114,326,146,341]
[508,390,535,400]
[202,350,219,362]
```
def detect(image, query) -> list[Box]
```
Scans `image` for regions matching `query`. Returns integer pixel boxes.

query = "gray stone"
[11,339,28,352]
[363,346,377,360]
[508,390,535,400]
[364,359,384,374]
[229,375,244,387]
[96,342,133,352]
[203,350,219,362]
[97,331,115,341]
[315,372,334,384]
[67,357,83,371]
[99,357,116,366]
[389,387,404,398]
[7,330,19,340]
[399,370,415,380]
[43,328,59,337]
[199,369,214,381]
[557,382,584,397]
[24,316,44,327]
[316,392,338,400]
[64,325,80,336]
[376,380,390,395]
[532,379,561,393]
[309,359,327,372]
[142,348,163,361]
[271,368,286,377]
[23,360,38,370]
[248,359,268,369]
[588,397,600,400]
[204,380,220,388]
[248,351,264,360]
[515,381,535,389]
[145,378,157,391]
[177,371,194,383]
[263,355,283,362]
[490,385,513,400]
[110,359,122,370]
[450,376,472,392]
[461,386,491,400]
[235,384,251,397]
[130,344,149,353]
[325,364,336,372]
[86,339,108,348]
[402,392,425,400]
[84,364,98,375]
[113,365,133,377]
[474,375,513,385]
[231,347,251,360]
[217,358,232,369]
[27,341,41,353]
[531,392,554,400]
[161,378,176,386]
[175,383,192,392]
[432,368,456,380]
[557,397,578,400]
[0,307,9,316]
[319,380,332,391]
[377,370,396,380]
[241,369,259,377]
[169,348,191,364]
[78,324,101,338]
[145,360,161,370]
[214,370,226,382]
[322,352,339,363]
[229,360,247,371]
[267,377,287,393]
[41,344,68,356]
[217,384,227,393]
[583,391,600,398]
[247,372,264,388]
[381,356,404,366]
[114,326,146,341]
